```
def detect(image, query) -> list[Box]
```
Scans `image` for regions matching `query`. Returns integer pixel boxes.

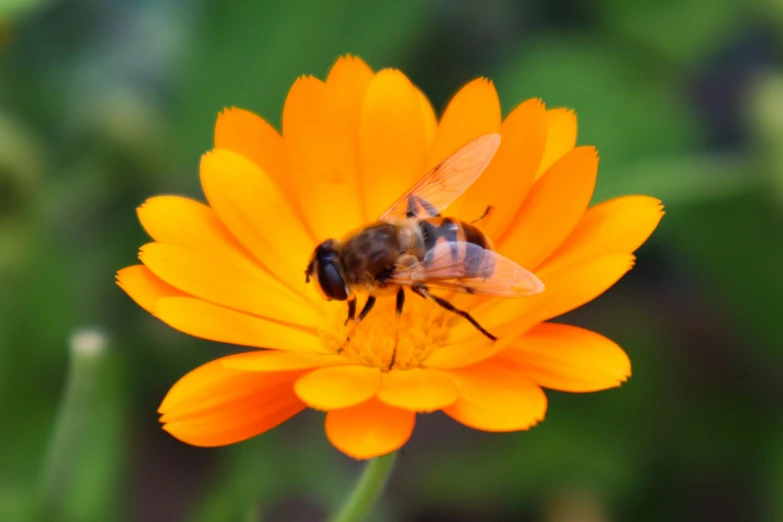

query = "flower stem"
[38,328,107,516]
[330,452,398,522]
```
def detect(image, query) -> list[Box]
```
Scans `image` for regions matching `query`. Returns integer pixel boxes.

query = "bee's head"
[305,239,349,301]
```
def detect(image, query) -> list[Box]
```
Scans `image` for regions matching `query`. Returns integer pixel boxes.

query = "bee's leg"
[389,288,405,370]
[344,296,356,326]
[356,295,376,322]
[471,205,494,224]
[406,195,418,218]
[395,287,405,316]
[407,194,441,218]
[338,295,376,353]
[412,285,497,341]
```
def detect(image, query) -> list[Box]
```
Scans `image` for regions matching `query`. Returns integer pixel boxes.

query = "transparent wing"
[378,134,501,221]
[389,241,544,297]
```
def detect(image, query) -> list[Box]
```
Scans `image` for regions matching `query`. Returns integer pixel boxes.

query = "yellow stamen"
[320,295,453,371]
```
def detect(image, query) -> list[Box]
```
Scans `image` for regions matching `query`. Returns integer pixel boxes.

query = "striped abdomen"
[415,217,494,278]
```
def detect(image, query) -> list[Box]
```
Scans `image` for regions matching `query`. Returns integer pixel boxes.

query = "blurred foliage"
[0,0,53,21]
[599,0,744,64]
[0,0,781,521]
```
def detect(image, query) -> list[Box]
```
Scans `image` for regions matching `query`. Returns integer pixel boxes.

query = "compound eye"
[317,262,348,301]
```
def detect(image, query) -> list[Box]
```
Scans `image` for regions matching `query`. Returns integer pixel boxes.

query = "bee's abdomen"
[418,218,489,251]
[460,222,490,250]
[418,218,492,278]
[418,218,456,252]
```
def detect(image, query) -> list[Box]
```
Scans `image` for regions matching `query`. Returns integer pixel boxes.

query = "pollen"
[320,295,453,371]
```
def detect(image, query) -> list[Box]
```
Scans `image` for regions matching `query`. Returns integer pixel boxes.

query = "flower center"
[319,294,454,371]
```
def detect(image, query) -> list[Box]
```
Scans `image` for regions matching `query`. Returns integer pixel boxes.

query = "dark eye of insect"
[317,261,348,301]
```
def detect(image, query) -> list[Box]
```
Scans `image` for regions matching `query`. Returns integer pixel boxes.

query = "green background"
[1,0,781,520]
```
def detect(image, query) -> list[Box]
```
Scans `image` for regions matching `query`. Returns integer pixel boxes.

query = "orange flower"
[117,55,663,460]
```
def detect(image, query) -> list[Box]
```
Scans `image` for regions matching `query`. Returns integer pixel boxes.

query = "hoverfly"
[305,134,544,361]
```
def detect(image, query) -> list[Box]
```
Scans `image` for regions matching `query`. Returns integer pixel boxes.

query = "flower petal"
[222,350,349,372]
[500,323,631,392]
[160,353,300,418]
[450,98,548,239]
[326,55,374,138]
[536,108,577,179]
[137,196,258,272]
[359,69,428,220]
[479,252,635,338]
[540,196,664,272]
[282,76,363,239]
[199,149,315,293]
[377,368,459,412]
[325,398,415,459]
[139,242,321,327]
[427,252,635,369]
[294,365,382,410]
[116,265,184,313]
[214,107,291,200]
[427,78,501,171]
[159,354,306,447]
[499,146,598,271]
[443,359,547,432]
[416,87,438,152]
[153,297,329,353]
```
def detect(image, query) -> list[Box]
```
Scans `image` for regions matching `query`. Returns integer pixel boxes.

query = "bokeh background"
[1,0,782,521]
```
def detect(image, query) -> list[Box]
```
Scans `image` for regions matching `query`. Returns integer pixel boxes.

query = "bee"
[305,134,544,358]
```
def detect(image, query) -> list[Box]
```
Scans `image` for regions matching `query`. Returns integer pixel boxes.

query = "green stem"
[330,452,398,522]
[38,329,107,516]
